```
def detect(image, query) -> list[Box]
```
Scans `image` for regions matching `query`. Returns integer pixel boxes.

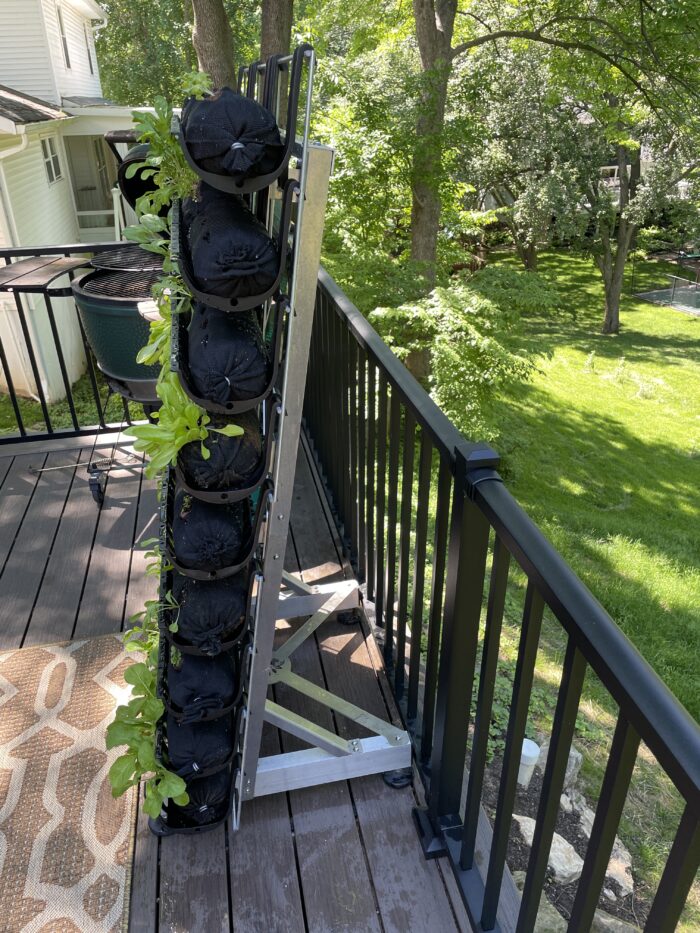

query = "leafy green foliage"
[95,1,259,105]
[370,268,558,440]
[130,372,243,478]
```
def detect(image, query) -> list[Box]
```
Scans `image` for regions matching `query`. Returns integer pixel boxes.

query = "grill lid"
[90,245,163,273]
[81,269,161,299]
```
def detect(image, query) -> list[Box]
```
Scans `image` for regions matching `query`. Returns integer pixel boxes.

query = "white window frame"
[56,4,71,69]
[41,137,63,185]
[84,22,94,75]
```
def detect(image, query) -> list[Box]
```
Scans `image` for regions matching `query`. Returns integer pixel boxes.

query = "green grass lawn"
[484,249,700,926]
[488,250,699,721]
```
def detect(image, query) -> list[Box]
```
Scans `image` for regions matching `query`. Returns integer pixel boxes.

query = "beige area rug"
[0,635,137,933]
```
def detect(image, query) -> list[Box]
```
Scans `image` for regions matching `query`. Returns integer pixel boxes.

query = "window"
[56,5,71,69]
[84,23,93,74]
[41,137,63,184]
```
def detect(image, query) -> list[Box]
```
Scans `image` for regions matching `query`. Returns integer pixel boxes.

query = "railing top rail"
[318,267,498,471]
[472,471,700,812]
[0,243,122,260]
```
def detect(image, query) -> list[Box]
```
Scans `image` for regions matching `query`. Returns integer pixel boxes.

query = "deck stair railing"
[303,267,700,933]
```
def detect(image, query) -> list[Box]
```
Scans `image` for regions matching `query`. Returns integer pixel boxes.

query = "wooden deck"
[0,431,470,933]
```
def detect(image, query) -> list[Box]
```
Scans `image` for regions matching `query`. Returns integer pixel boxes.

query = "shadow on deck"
[0,431,469,933]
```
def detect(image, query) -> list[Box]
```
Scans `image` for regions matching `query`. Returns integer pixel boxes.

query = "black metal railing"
[0,242,140,445]
[303,268,700,933]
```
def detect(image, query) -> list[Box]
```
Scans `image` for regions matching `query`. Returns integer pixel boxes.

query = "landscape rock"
[568,794,634,897]
[591,908,641,931]
[512,871,567,933]
[513,814,584,885]
[537,741,583,790]
[560,793,573,814]
[603,887,617,902]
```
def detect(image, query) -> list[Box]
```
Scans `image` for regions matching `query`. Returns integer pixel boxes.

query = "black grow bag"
[163,649,242,723]
[172,179,297,313]
[173,44,311,195]
[171,488,251,572]
[116,142,165,212]
[188,305,271,403]
[161,470,272,580]
[172,299,286,415]
[167,568,254,655]
[164,713,235,780]
[176,398,280,504]
[170,768,232,826]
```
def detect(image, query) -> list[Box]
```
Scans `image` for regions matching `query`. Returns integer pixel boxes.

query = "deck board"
[0,431,470,933]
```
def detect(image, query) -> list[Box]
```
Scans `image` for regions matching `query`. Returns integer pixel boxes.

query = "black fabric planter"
[186,305,272,405]
[175,769,232,826]
[178,409,263,492]
[171,490,252,572]
[166,651,239,723]
[182,187,279,300]
[171,571,250,655]
[166,714,234,779]
[180,89,283,183]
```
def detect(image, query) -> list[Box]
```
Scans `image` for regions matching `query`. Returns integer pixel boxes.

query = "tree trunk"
[261,0,294,60]
[410,0,457,288]
[190,0,236,89]
[512,234,538,271]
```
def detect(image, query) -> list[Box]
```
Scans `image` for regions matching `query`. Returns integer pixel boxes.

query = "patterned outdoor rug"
[0,635,137,933]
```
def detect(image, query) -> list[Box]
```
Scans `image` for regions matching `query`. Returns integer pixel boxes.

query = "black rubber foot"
[337,608,362,625]
[383,767,412,789]
[88,471,106,506]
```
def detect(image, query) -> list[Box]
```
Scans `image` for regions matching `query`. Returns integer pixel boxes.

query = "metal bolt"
[273,553,280,560]
[278,513,284,520]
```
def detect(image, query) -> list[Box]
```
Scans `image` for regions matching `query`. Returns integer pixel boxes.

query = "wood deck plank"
[73,440,144,639]
[0,454,14,489]
[283,453,382,933]
[0,453,45,575]
[25,442,114,647]
[295,447,463,933]
[128,802,159,933]
[0,448,81,649]
[158,826,230,933]
[228,726,305,933]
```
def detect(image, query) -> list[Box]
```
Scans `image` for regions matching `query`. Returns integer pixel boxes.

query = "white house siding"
[0,128,86,403]
[0,0,58,103]
[41,0,103,102]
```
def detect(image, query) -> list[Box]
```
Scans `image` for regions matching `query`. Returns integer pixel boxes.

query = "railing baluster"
[338,310,351,534]
[420,457,452,764]
[347,333,359,561]
[394,409,415,699]
[366,358,377,601]
[428,450,490,816]
[383,388,401,665]
[481,581,545,931]
[43,294,79,431]
[644,805,700,933]
[517,637,587,932]
[461,535,511,869]
[374,372,388,628]
[13,292,52,433]
[407,432,432,724]
[568,715,640,932]
[0,329,26,436]
[357,348,367,583]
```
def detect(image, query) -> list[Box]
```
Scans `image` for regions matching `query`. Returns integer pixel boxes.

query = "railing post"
[414,444,497,855]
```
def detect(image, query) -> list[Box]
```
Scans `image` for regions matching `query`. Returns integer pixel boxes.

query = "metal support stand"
[234,140,411,824]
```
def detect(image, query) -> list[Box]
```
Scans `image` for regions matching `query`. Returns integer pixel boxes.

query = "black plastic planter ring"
[173,44,311,195]
[171,299,288,415]
[172,179,298,314]
[160,469,273,581]
[175,396,281,504]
